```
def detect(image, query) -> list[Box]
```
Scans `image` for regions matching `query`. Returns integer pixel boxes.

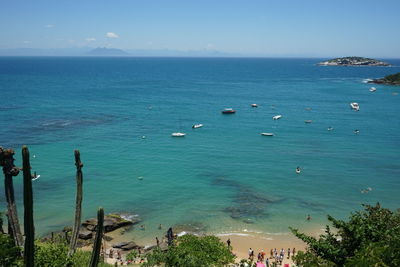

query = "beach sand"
[218,233,306,265]
[82,227,317,266]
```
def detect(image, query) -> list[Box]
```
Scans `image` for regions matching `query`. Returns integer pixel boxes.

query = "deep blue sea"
[1,57,400,243]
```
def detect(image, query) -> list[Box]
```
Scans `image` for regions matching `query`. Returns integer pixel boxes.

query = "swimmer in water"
[296,167,301,173]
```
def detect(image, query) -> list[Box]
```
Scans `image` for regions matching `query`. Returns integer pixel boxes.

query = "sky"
[0,0,399,57]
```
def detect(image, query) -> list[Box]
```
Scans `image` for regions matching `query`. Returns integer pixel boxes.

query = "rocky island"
[318,56,390,66]
[368,72,400,85]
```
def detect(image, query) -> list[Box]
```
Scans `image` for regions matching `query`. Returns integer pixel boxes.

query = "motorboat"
[171,132,186,137]
[261,133,274,136]
[327,127,334,131]
[350,102,360,111]
[369,87,377,92]
[251,104,258,107]
[192,124,203,129]
[222,108,236,114]
[304,120,312,123]
[272,115,282,120]
[296,168,301,174]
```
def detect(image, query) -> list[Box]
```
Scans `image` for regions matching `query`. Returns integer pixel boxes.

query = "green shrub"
[143,234,235,267]
[291,203,400,266]
[0,233,22,266]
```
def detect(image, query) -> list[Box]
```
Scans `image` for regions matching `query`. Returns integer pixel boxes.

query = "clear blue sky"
[1,0,399,57]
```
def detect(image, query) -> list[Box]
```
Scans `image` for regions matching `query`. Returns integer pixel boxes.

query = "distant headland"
[86,47,130,56]
[368,72,400,85]
[318,56,390,66]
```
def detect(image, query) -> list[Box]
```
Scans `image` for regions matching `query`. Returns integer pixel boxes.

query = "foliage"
[34,239,112,267]
[290,203,400,266]
[126,250,138,261]
[292,250,335,267]
[383,72,400,83]
[345,238,400,267]
[0,233,22,266]
[143,234,235,267]
[35,239,72,267]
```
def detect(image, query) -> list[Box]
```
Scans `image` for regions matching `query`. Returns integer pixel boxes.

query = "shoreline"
[89,225,324,265]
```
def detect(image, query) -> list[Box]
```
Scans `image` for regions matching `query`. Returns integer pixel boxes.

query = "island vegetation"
[318,57,390,66]
[368,72,400,85]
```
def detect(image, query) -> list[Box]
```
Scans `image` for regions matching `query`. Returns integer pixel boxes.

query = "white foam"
[264,232,289,236]
[177,231,188,237]
[120,214,139,222]
[362,79,373,83]
[216,233,251,237]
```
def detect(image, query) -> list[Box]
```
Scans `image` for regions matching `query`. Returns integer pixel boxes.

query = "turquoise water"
[1,57,400,243]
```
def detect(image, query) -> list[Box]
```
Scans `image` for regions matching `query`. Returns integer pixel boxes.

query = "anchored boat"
[222,108,236,114]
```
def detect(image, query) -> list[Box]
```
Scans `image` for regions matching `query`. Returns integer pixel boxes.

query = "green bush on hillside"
[143,234,235,267]
[290,203,400,266]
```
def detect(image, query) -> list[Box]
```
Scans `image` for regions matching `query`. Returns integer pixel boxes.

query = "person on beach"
[227,238,231,248]
[156,237,160,247]
[117,250,121,260]
[270,249,273,259]
[109,248,114,258]
[287,247,291,259]
[307,214,311,221]
[261,249,265,261]
[248,248,254,260]
[265,257,269,267]
[293,247,296,256]
[158,224,162,229]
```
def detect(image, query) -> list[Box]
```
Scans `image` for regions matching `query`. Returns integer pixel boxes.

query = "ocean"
[1,57,399,244]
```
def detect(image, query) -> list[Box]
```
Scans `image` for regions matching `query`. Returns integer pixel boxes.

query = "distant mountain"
[86,47,129,56]
[318,56,390,66]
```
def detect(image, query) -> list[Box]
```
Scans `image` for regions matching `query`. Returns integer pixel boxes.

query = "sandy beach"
[218,233,307,265]
[81,226,321,266]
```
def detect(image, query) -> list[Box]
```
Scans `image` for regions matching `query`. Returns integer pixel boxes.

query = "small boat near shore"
[171,132,186,137]
[350,102,360,111]
[272,115,282,120]
[222,108,236,114]
[192,124,203,129]
[369,87,377,92]
[304,120,312,123]
[251,104,258,107]
[261,133,274,136]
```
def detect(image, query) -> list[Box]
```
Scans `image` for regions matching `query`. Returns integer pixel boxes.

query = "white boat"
[272,115,282,120]
[369,87,376,92]
[192,124,203,129]
[296,169,301,174]
[261,133,274,136]
[304,120,312,123]
[251,104,258,107]
[171,132,186,137]
[350,102,360,111]
[32,175,41,181]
